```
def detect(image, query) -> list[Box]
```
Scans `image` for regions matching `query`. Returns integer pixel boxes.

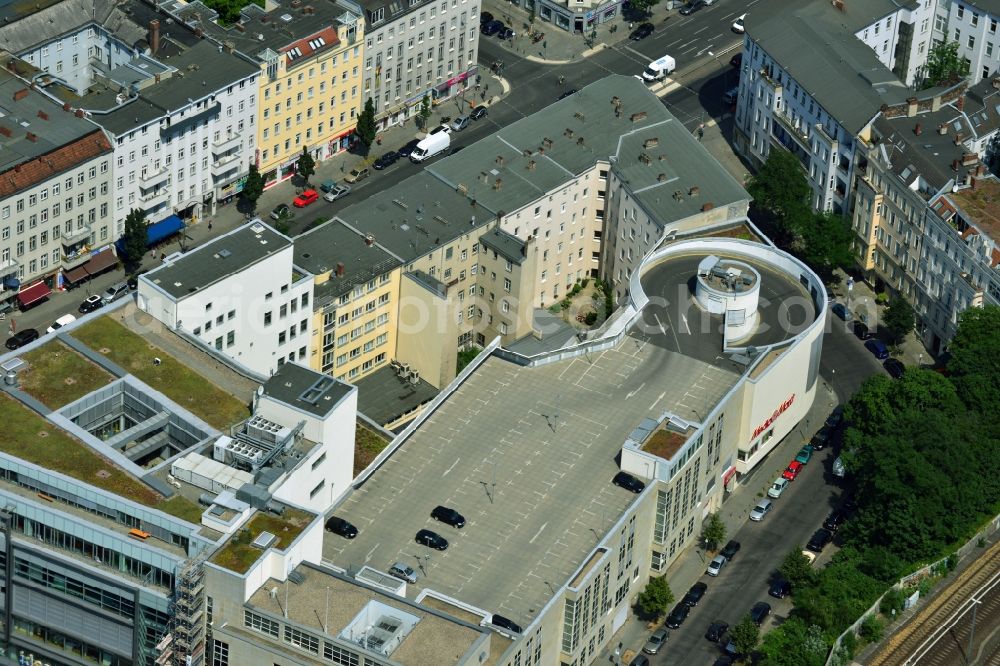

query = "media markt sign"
[751,394,795,440]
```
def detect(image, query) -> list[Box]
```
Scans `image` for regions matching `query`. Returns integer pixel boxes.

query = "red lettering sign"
[752,394,795,440]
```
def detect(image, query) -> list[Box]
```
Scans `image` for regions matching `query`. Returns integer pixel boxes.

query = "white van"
[641,54,676,82]
[410,130,451,163]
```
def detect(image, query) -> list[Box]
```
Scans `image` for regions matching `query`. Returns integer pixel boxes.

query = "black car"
[806,528,833,553]
[682,581,707,606]
[629,22,654,40]
[324,516,358,539]
[397,138,421,158]
[491,614,522,634]
[720,539,741,561]
[373,150,401,170]
[823,509,848,531]
[852,321,872,339]
[768,578,791,599]
[750,601,772,625]
[679,0,704,15]
[270,203,290,220]
[810,424,833,450]
[480,10,493,25]
[481,19,502,36]
[825,406,844,428]
[612,471,645,493]
[884,358,906,379]
[665,602,690,629]
[705,620,728,642]
[78,294,104,314]
[559,89,578,100]
[415,528,449,550]
[431,505,466,528]
[5,329,39,350]
[126,270,147,291]
[471,105,488,120]
[498,26,515,40]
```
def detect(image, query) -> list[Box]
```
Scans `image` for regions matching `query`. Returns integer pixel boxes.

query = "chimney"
[906,97,918,117]
[643,137,659,148]
[952,159,960,172]
[495,155,504,167]
[12,88,28,102]
[688,186,700,196]
[630,111,647,122]
[914,123,922,136]
[223,41,235,54]
[149,19,160,54]
[938,123,948,135]
[962,152,978,166]
[335,262,345,277]
[0,126,10,137]
[26,132,36,142]
[957,95,965,112]
[36,110,48,120]
[14,164,21,172]
[701,202,715,212]
[194,27,204,38]
[62,102,71,112]
[365,234,374,246]
[832,0,845,10]
[74,109,84,118]
[954,132,964,146]
[493,178,503,191]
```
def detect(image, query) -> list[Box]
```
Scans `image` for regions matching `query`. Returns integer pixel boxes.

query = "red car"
[782,461,803,481]
[293,189,319,207]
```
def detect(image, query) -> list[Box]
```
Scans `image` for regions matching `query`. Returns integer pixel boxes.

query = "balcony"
[210,153,241,179]
[62,244,92,269]
[212,132,241,153]
[139,167,170,188]
[771,110,810,151]
[140,187,170,208]
[61,224,92,246]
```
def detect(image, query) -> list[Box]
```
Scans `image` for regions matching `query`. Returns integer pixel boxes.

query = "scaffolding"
[157,553,208,666]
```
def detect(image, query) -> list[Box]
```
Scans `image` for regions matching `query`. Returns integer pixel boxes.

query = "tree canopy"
[242,163,264,212]
[202,0,263,26]
[356,98,378,154]
[636,576,673,619]
[120,208,148,273]
[702,512,726,551]
[882,296,915,345]
[921,41,970,89]
[297,147,315,184]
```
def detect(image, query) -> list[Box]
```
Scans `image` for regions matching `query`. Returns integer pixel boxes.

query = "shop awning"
[84,247,117,275]
[63,266,89,283]
[146,215,184,246]
[17,281,51,307]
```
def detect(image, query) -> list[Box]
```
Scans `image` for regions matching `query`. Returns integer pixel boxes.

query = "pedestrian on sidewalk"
[208,221,213,232]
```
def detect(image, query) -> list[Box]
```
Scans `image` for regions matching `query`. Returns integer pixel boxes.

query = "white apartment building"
[0,70,114,307]
[136,220,315,378]
[852,0,937,86]
[937,0,1000,84]
[354,0,481,128]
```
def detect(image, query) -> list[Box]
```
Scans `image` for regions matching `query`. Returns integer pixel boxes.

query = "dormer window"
[370,7,385,23]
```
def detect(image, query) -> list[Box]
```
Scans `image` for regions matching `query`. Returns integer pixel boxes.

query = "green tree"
[419,95,432,129]
[625,0,660,17]
[242,163,264,212]
[120,208,148,273]
[858,614,884,643]
[203,0,263,26]
[701,512,726,551]
[747,149,812,223]
[882,296,915,345]
[296,147,315,184]
[947,306,1000,414]
[779,547,815,589]
[731,614,760,656]
[759,617,827,666]
[356,98,378,154]
[792,211,856,280]
[636,576,674,619]
[920,41,970,89]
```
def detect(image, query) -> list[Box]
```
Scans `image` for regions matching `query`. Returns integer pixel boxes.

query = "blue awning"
[146,215,184,246]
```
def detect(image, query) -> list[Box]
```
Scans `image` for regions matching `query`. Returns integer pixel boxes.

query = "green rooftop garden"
[210,508,314,574]
[17,341,115,409]
[71,317,251,429]
[353,422,390,476]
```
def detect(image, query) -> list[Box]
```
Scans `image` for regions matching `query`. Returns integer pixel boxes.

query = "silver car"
[451,115,470,131]
[323,183,351,202]
[706,554,727,576]
[387,561,418,584]
[643,627,669,654]
[749,499,773,522]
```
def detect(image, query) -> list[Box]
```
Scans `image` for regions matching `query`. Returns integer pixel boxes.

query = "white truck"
[410,125,451,162]
[641,54,676,82]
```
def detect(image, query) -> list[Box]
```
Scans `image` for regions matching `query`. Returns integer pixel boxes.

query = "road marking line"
[681,312,691,334]
[694,25,708,34]
[529,522,548,544]
[443,458,460,476]
[649,392,667,410]
[653,312,667,335]
[365,543,379,562]
[625,382,646,400]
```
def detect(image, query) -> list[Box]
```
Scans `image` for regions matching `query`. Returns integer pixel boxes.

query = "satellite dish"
[257,386,264,396]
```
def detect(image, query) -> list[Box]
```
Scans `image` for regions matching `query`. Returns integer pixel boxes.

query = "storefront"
[61,247,118,289]
[16,280,51,311]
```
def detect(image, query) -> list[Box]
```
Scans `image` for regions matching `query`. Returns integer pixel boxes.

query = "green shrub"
[858,614,883,643]
[560,299,571,311]
[581,278,590,288]
[584,312,598,325]
[880,587,905,616]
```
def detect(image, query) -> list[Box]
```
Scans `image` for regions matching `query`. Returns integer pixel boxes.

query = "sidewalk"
[597,382,839,664]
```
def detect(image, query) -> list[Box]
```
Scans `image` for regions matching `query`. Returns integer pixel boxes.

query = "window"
[244,611,279,638]
[284,626,320,654]
[211,639,230,666]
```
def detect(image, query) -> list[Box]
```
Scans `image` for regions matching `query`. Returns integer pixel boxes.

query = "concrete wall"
[396,271,459,389]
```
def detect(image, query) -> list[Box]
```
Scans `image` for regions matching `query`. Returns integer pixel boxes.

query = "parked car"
[782,460,804,480]
[825,406,844,428]
[319,179,339,193]
[853,321,872,339]
[832,455,847,478]
[5,329,39,350]
[612,471,645,493]
[750,601,772,625]
[415,528,449,550]
[679,0,704,15]
[78,294,104,314]
[732,13,746,33]
[628,655,650,666]
[884,358,906,378]
[643,627,669,654]
[344,166,371,183]
[768,477,790,498]
[721,540,741,561]
[865,339,890,360]
[126,270,147,291]
[682,581,708,606]
[630,22,654,40]
[479,10,493,25]
[397,138,422,158]
[665,602,690,629]
[705,620,729,643]
[497,26,515,40]
[101,281,130,305]
[795,444,813,465]
[831,302,852,321]
[481,19,502,35]
[323,183,351,202]
[559,89,578,100]
[823,509,848,531]
[768,578,791,599]
[713,657,733,666]
[270,203,290,220]
[491,614,522,634]
[706,554,727,576]
[46,313,77,334]
[810,424,833,450]
[749,499,773,522]
[431,505,466,528]
[324,516,358,539]
[806,528,833,552]
[373,151,401,170]
[722,87,739,106]
[388,561,418,583]
[293,189,319,207]
[450,115,470,132]
[471,105,488,120]
[730,52,743,68]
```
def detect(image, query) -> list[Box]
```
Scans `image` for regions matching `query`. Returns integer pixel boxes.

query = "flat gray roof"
[143,221,292,299]
[479,228,526,266]
[354,365,439,427]
[324,343,738,626]
[262,363,354,418]
[293,220,402,308]
[747,0,911,134]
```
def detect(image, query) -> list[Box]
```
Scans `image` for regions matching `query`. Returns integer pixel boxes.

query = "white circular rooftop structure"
[695,255,761,342]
